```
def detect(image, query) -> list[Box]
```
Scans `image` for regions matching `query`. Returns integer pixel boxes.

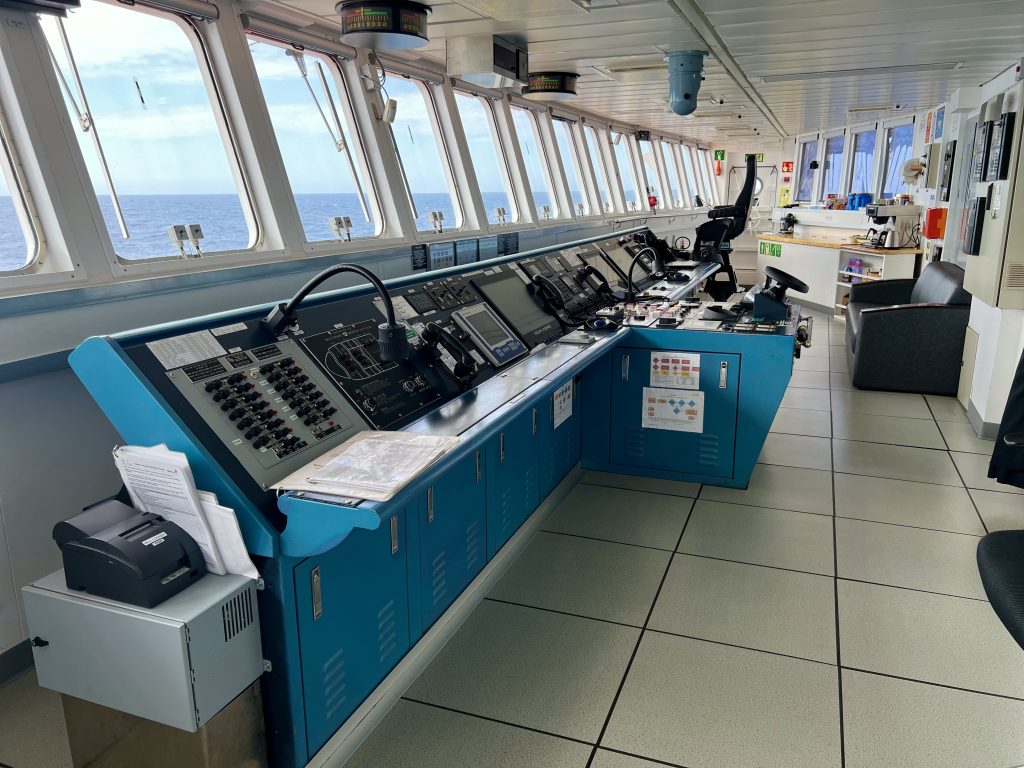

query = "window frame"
[878,115,916,199]
[844,122,879,196]
[697,148,719,205]
[581,123,616,215]
[793,132,820,203]
[509,102,560,222]
[0,101,42,275]
[551,116,592,219]
[818,128,847,202]
[656,139,683,209]
[610,129,643,212]
[42,1,264,269]
[453,88,520,227]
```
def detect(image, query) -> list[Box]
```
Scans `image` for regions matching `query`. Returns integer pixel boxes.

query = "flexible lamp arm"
[263,263,409,361]
[627,246,657,303]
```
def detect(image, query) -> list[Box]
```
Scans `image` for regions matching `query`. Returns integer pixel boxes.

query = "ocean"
[0,191,542,272]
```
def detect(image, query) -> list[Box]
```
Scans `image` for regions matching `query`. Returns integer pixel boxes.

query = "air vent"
[453,0,589,20]
[1005,263,1024,289]
[221,587,254,642]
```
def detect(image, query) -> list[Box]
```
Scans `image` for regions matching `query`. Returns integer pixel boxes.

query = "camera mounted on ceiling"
[665,50,708,116]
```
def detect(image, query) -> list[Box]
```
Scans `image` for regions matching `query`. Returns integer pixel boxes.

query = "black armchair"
[844,261,972,395]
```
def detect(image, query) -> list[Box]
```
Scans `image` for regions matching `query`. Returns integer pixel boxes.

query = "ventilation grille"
[454,0,589,20]
[1005,263,1024,289]
[465,519,482,575]
[697,434,720,469]
[377,599,399,664]
[221,587,254,642]
[622,427,647,461]
[431,550,448,609]
[322,647,348,722]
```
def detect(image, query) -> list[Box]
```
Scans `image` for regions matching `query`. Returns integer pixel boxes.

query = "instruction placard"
[650,351,700,389]
[553,380,574,429]
[147,330,226,370]
[642,388,704,433]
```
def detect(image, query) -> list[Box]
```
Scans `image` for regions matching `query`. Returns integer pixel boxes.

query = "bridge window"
[659,142,683,208]
[697,148,717,205]
[41,1,254,261]
[848,127,878,196]
[821,133,846,199]
[795,137,819,202]
[881,121,915,198]
[454,92,516,225]
[0,129,37,273]
[552,119,589,217]
[638,139,661,209]
[511,106,557,220]
[387,75,461,231]
[583,126,613,214]
[249,41,379,242]
[611,132,641,211]
[680,146,700,206]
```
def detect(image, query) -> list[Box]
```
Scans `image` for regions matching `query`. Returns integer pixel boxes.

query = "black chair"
[844,261,972,395]
[698,155,757,301]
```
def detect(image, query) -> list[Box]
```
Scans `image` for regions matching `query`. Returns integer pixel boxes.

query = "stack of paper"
[273,431,461,501]
[113,445,258,580]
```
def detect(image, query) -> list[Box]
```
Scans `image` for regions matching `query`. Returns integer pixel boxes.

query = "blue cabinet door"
[539,377,582,498]
[417,449,487,632]
[609,348,740,479]
[485,408,541,559]
[294,506,411,758]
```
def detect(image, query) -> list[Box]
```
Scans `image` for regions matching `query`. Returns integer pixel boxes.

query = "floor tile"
[971,489,1024,531]
[838,580,1024,699]
[780,386,831,411]
[952,451,1024,494]
[489,532,670,626]
[346,700,591,768]
[926,395,970,423]
[789,370,831,389]
[679,500,834,575]
[758,433,833,471]
[407,600,639,742]
[650,555,836,663]
[602,633,841,768]
[0,671,70,768]
[770,407,832,438]
[836,517,985,599]
[831,411,946,449]
[542,484,693,550]
[829,354,849,373]
[590,751,666,768]
[793,355,829,372]
[831,390,933,419]
[937,420,996,455]
[700,464,834,516]
[833,440,961,486]
[843,670,1024,768]
[581,470,699,498]
[828,371,856,390]
[833,473,985,535]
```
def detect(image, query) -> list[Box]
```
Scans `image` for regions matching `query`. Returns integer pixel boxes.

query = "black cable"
[626,246,656,303]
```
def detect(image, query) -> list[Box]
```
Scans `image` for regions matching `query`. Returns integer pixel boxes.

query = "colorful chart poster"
[553,380,573,429]
[650,351,700,389]
[642,388,704,433]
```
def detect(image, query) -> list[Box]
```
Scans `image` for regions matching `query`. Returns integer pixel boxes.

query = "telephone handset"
[530,273,568,310]
[421,321,477,386]
[577,264,612,295]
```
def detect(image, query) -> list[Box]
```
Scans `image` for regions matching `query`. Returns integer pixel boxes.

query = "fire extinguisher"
[647,187,658,211]
[714,159,722,176]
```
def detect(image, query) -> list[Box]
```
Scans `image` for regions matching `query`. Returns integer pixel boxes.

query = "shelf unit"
[834,248,920,318]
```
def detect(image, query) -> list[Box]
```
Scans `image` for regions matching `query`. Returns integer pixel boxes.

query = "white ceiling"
[266,0,1024,142]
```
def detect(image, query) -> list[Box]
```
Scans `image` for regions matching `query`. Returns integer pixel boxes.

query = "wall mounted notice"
[650,351,700,389]
[642,388,704,433]
[553,380,573,429]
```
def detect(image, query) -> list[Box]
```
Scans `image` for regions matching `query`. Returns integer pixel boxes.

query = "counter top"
[756,232,921,256]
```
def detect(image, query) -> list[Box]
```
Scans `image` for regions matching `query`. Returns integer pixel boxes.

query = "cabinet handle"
[476,450,481,483]
[499,432,505,463]
[532,407,538,435]
[621,354,630,381]
[390,515,399,555]
[310,567,323,621]
[427,487,434,524]
[719,361,728,389]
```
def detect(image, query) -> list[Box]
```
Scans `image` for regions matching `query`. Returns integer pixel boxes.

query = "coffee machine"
[864,203,922,249]
[779,212,798,234]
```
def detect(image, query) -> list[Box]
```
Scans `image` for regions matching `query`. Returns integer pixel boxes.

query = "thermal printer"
[53,499,206,608]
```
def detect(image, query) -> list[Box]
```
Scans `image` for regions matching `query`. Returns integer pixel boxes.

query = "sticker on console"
[650,351,700,389]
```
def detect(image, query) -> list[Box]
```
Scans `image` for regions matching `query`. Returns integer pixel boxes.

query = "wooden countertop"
[756,232,922,256]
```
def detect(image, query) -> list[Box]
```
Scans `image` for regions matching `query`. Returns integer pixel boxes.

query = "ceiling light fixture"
[760,62,962,83]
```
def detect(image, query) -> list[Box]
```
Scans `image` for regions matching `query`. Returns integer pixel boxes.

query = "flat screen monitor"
[472,270,562,349]
[600,239,652,282]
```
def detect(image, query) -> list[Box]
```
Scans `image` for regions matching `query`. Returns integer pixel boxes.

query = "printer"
[53,499,206,608]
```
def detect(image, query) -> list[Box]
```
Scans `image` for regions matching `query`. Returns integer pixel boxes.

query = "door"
[417,450,486,632]
[609,347,740,479]
[295,506,411,757]
[486,407,541,559]
[539,377,582,498]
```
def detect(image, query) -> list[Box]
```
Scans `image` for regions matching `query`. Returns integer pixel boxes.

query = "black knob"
[300,383,315,393]
[279,357,294,367]
[308,390,322,400]
[294,374,309,384]
[212,390,226,402]
[288,399,302,409]
[31,636,49,648]
[220,398,237,412]
[317,398,330,409]
[323,407,337,418]
[254,400,270,411]
[245,427,260,440]
[205,380,222,392]
[229,408,245,421]
[303,417,315,426]
[237,418,252,430]
[259,364,275,375]
[254,436,267,448]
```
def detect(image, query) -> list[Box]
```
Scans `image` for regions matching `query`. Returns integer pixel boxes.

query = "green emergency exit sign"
[746,153,765,162]
[759,241,782,257]
[713,150,726,161]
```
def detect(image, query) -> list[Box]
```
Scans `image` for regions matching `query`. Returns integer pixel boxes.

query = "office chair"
[698,154,757,301]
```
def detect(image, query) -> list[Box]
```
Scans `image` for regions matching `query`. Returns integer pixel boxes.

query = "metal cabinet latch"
[621,354,630,381]
[532,407,538,435]
[499,432,506,463]
[427,487,434,524]
[719,361,728,389]
[310,567,323,621]
[390,515,399,554]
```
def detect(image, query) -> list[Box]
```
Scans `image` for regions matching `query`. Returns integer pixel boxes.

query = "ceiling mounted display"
[336,1,431,50]
[523,72,577,101]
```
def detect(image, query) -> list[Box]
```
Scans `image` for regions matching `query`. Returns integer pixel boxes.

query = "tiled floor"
[348,310,1024,768]
[3,311,1022,768]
